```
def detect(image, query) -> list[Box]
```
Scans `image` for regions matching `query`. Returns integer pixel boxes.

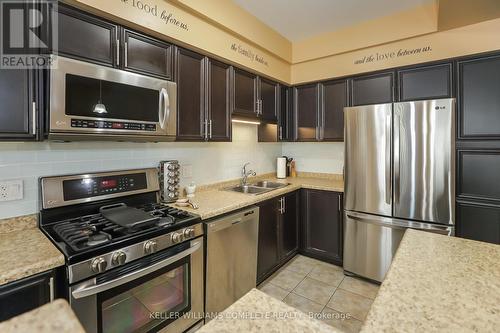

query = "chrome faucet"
[241,162,256,186]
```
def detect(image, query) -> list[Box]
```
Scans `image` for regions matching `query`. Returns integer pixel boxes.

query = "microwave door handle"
[158,88,170,129]
[71,241,201,299]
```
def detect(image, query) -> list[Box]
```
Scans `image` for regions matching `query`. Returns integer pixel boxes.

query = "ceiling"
[233,0,435,42]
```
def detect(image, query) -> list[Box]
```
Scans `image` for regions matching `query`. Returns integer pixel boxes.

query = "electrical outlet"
[0,180,23,202]
[182,164,193,178]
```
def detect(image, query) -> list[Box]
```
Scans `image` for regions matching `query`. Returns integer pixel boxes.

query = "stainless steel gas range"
[39,168,203,333]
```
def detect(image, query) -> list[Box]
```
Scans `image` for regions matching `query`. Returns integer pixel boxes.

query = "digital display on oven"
[62,173,148,201]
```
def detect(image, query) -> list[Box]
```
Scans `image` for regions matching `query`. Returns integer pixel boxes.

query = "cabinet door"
[175,48,205,141]
[0,69,36,140]
[321,79,348,141]
[350,72,394,106]
[301,190,342,264]
[122,29,173,79]
[294,83,319,141]
[0,270,53,322]
[257,198,280,283]
[232,68,258,117]
[57,4,118,66]
[457,55,500,139]
[457,201,500,244]
[279,85,294,141]
[398,63,452,101]
[260,78,278,122]
[280,191,299,260]
[207,59,231,141]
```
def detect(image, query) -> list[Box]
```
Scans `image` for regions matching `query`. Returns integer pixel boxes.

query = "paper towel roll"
[277,157,287,179]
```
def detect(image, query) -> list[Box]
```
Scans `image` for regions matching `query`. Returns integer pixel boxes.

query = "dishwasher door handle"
[232,218,243,225]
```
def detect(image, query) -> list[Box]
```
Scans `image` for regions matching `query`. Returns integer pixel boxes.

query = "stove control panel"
[159,160,180,202]
[69,223,204,284]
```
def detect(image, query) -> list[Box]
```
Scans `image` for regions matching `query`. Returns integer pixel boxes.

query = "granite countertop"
[198,288,339,333]
[0,215,65,286]
[361,229,500,332]
[171,174,344,220]
[0,299,85,333]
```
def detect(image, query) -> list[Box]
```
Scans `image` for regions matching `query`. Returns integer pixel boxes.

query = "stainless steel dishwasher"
[205,206,259,316]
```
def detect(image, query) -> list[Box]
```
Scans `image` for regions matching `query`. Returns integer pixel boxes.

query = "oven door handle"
[71,240,201,299]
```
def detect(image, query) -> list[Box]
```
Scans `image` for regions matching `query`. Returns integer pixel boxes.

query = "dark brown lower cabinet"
[257,191,299,283]
[300,189,343,265]
[0,270,55,321]
[456,201,500,244]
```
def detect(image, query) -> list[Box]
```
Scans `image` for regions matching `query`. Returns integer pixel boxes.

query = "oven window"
[99,260,190,333]
[65,74,159,122]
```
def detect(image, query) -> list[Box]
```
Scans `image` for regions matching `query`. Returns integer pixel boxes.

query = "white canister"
[277,157,287,179]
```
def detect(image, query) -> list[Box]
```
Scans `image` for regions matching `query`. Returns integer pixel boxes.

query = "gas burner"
[87,233,111,246]
[157,215,175,227]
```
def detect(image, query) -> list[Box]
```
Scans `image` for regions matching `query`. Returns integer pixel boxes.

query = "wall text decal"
[354,46,432,65]
[119,0,189,31]
[230,43,269,67]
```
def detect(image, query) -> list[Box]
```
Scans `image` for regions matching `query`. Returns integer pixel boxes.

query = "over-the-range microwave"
[49,56,177,142]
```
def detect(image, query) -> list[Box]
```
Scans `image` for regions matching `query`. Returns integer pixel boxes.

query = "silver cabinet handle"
[203,119,208,140]
[338,195,341,212]
[49,277,55,301]
[209,119,213,139]
[72,241,201,299]
[385,111,392,205]
[31,101,36,135]
[124,41,128,67]
[116,39,120,66]
[283,197,286,213]
[279,126,283,140]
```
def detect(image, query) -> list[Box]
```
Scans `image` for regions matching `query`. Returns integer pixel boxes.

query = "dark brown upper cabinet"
[301,189,343,265]
[350,71,395,106]
[175,48,205,141]
[0,69,42,141]
[231,68,258,117]
[279,85,294,141]
[457,54,500,140]
[57,4,173,80]
[206,59,231,141]
[320,79,348,141]
[456,201,500,245]
[259,78,278,122]
[294,83,320,141]
[122,29,173,80]
[57,4,118,66]
[397,63,453,102]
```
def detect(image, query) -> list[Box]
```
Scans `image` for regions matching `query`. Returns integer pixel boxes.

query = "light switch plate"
[0,180,24,202]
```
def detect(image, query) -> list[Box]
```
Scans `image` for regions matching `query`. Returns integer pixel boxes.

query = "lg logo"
[0,0,57,68]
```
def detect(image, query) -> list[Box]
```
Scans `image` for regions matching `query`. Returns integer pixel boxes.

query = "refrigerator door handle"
[385,111,392,205]
[345,211,453,235]
[394,111,401,205]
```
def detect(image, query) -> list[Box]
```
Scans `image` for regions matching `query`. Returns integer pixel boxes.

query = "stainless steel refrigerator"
[343,99,455,282]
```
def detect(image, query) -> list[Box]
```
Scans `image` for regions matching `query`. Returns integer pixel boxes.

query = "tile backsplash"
[0,124,345,220]
[0,123,281,219]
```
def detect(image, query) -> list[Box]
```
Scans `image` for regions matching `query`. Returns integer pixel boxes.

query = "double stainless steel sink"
[224,181,289,195]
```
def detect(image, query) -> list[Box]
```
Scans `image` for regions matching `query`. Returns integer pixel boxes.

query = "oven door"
[70,238,203,333]
[50,56,177,141]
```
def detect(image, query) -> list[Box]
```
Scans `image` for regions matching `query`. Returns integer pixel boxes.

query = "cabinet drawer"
[457,201,500,244]
[458,150,500,202]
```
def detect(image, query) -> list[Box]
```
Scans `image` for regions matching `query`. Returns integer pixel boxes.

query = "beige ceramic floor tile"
[292,277,337,306]
[327,289,373,321]
[339,276,379,299]
[283,292,324,315]
[267,268,307,292]
[283,255,318,275]
[308,264,345,287]
[258,282,289,301]
[320,307,363,333]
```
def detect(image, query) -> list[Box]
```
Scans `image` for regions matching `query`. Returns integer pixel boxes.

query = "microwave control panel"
[71,119,156,131]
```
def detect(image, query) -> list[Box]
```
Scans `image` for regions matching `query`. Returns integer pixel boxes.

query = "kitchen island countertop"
[198,288,339,333]
[361,229,500,332]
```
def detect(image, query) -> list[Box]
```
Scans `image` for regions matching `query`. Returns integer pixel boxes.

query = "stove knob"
[171,231,184,244]
[143,240,158,254]
[183,228,195,238]
[111,251,127,266]
[91,257,108,273]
